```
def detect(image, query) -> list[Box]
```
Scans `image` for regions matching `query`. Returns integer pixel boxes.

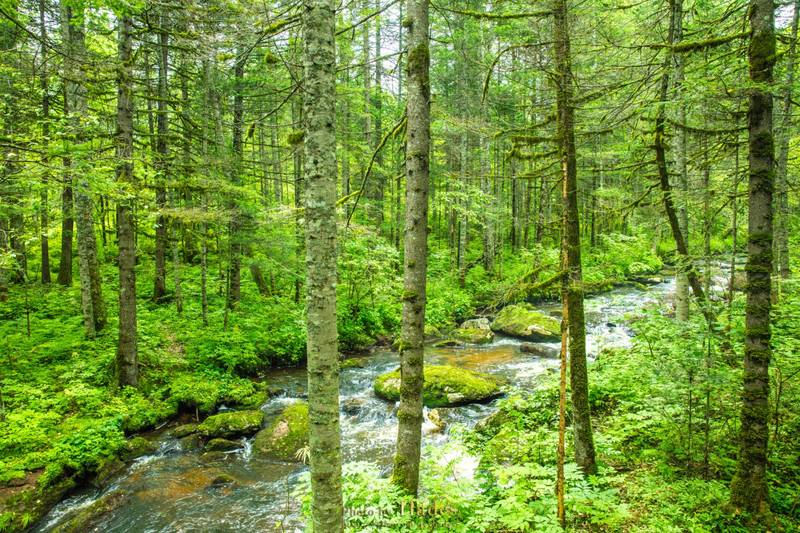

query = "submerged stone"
[252,403,309,462]
[206,438,244,452]
[54,490,132,533]
[197,410,264,439]
[374,365,509,408]
[179,433,203,452]
[490,305,560,341]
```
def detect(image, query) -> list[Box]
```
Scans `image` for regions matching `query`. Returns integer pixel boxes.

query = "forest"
[0,0,799,530]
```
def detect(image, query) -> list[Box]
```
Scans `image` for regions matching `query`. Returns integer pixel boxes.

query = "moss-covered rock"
[428,409,446,432]
[197,410,264,439]
[179,433,202,452]
[54,490,132,533]
[451,328,495,345]
[341,398,367,415]
[474,409,514,439]
[460,317,491,330]
[206,438,244,452]
[424,324,442,338]
[483,426,528,464]
[490,305,560,341]
[433,339,463,348]
[120,437,158,461]
[169,424,199,438]
[198,451,228,464]
[519,343,559,358]
[374,365,509,407]
[252,403,309,462]
[90,459,125,489]
[210,474,236,486]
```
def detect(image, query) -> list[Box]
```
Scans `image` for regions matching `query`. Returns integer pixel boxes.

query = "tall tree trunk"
[457,132,467,288]
[554,0,596,476]
[730,0,774,515]
[672,0,690,321]
[303,0,343,528]
[391,0,429,496]
[56,185,73,285]
[774,0,798,279]
[39,0,51,284]
[153,23,169,303]
[116,12,138,389]
[374,1,384,234]
[228,46,245,309]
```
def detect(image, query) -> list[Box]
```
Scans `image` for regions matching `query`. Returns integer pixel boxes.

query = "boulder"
[433,339,463,348]
[341,358,369,369]
[198,451,228,464]
[54,490,132,533]
[253,403,309,462]
[374,365,509,408]
[427,409,446,432]
[210,474,236,486]
[451,328,495,345]
[206,438,244,452]
[460,317,491,330]
[424,324,442,338]
[341,398,367,416]
[90,459,125,489]
[179,434,202,452]
[170,424,199,439]
[197,410,264,439]
[519,343,559,358]
[120,437,158,461]
[490,305,560,341]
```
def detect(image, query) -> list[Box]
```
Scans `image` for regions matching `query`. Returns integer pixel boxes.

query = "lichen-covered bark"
[228,47,246,309]
[391,0,429,496]
[116,13,138,388]
[553,0,596,476]
[153,25,169,304]
[303,0,343,528]
[730,0,774,515]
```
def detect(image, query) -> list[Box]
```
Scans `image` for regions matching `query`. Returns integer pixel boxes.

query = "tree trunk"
[116,12,138,389]
[228,46,245,309]
[39,0,51,284]
[153,23,169,303]
[303,0,344,527]
[730,0,774,515]
[672,0,690,321]
[774,0,798,279]
[391,0,429,496]
[56,184,73,285]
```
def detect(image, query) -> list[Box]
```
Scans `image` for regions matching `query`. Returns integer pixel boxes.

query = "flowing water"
[33,270,722,533]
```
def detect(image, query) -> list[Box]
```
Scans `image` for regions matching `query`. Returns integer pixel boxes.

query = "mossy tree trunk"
[116,12,138,389]
[153,21,169,303]
[228,46,246,309]
[391,0,430,496]
[729,0,774,515]
[303,0,344,528]
[553,0,596,476]
[39,0,50,285]
[774,0,798,279]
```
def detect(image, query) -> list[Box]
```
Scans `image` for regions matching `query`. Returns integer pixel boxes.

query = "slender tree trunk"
[303,0,343,527]
[228,47,245,309]
[774,0,798,279]
[391,0,429,496]
[457,132,467,288]
[374,1,384,234]
[730,0,774,515]
[554,0,596,476]
[116,12,138,388]
[39,0,51,284]
[672,0,690,321]
[56,184,73,285]
[153,23,169,303]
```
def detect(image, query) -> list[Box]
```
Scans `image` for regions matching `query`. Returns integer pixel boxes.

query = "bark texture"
[391,0,429,496]
[730,0,774,515]
[153,24,169,303]
[553,0,596,476]
[115,13,138,389]
[303,0,344,529]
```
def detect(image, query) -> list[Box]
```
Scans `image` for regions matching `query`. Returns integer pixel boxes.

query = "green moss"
[374,365,509,407]
[287,130,305,146]
[197,410,264,439]
[54,490,132,533]
[120,436,157,461]
[206,438,243,452]
[490,305,560,341]
[252,403,309,462]
[401,290,418,301]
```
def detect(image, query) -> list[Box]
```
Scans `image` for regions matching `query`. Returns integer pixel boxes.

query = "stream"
[31,263,737,533]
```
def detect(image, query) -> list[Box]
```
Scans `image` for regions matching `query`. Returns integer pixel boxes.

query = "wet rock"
[549,310,563,318]
[54,490,133,533]
[198,410,264,439]
[0,471,77,533]
[460,317,491,330]
[341,398,367,415]
[427,409,446,432]
[606,322,617,328]
[519,343,559,358]
[90,459,125,489]
[433,339,463,348]
[170,424,199,439]
[120,436,158,461]
[490,305,560,342]
[206,438,244,452]
[451,328,495,345]
[253,403,309,462]
[179,433,203,452]
[198,451,228,464]
[474,409,513,438]
[210,474,236,486]
[374,365,509,408]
